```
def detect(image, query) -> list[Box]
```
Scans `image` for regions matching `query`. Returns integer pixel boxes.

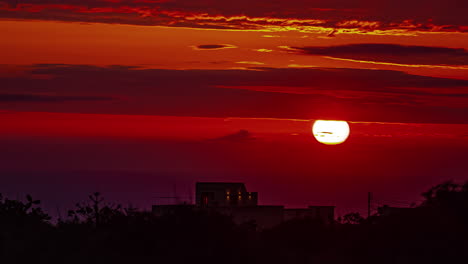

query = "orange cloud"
[1,1,467,34]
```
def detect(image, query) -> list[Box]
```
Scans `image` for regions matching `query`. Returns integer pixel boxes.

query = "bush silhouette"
[1,182,468,264]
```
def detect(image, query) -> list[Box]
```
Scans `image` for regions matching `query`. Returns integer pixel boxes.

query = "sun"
[312,120,350,145]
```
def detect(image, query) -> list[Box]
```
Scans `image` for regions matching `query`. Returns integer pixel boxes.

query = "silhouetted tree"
[339,212,364,224]
[2,181,468,264]
[0,193,50,225]
[0,194,52,263]
[422,180,468,208]
[66,192,125,226]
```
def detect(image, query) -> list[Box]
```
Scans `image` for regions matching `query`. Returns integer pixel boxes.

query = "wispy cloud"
[236,61,265,65]
[1,0,467,34]
[0,93,114,102]
[292,44,468,68]
[255,49,273,53]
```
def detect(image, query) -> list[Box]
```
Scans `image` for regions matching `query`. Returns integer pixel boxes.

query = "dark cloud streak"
[194,44,236,50]
[1,64,467,123]
[20,65,468,109]
[0,93,114,102]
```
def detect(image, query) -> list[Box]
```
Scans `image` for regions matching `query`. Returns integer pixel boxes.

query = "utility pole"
[368,192,373,218]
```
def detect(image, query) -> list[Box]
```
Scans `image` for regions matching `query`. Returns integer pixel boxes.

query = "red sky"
[0,0,467,216]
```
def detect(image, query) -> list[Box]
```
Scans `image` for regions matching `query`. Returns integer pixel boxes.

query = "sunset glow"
[0,0,467,227]
[312,120,351,145]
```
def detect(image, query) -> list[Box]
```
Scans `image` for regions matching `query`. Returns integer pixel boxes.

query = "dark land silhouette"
[1,181,468,264]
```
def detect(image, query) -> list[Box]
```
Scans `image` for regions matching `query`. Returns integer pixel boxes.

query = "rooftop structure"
[196,182,258,207]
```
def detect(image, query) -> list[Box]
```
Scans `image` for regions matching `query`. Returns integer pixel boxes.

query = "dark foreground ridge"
[1,181,468,264]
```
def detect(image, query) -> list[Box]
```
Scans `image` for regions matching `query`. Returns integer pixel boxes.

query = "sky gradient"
[0,0,467,217]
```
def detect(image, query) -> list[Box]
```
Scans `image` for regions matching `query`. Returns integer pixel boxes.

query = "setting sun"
[312,120,350,145]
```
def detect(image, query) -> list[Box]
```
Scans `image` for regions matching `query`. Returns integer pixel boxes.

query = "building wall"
[309,206,335,223]
[195,182,257,207]
[284,206,335,224]
[217,206,284,229]
[284,209,315,221]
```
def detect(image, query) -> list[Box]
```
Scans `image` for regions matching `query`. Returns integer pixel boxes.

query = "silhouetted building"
[216,205,285,229]
[285,206,335,223]
[153,182,335,229]
[196,182,258,207]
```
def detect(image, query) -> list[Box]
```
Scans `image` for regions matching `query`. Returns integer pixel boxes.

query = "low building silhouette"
[284,206,335,223]
[153,182,335,229]
[378,205,414,217]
